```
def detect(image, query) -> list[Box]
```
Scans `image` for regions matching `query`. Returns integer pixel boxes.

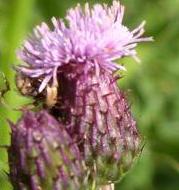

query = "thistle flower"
[17,1,152,92]
[8,111,89,190]
[14,1,152,188]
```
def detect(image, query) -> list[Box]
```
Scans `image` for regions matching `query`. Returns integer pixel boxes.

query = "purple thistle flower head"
[17,1,152,92]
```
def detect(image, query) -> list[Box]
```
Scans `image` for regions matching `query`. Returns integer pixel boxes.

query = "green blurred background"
[0,0,179,189]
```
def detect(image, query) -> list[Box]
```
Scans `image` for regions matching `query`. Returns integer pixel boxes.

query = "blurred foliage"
[0,0,179,189]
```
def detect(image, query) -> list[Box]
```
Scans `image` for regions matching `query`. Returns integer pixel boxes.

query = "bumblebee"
[16,73,59,108]
[16,74,39,97]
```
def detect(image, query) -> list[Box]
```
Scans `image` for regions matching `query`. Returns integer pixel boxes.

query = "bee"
[16,73,45,110]
[16,74,39,97]
[16,73,59,109]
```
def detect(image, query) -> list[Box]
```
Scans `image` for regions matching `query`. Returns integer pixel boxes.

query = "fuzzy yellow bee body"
[46,84,58,108]
[16,74,39,97]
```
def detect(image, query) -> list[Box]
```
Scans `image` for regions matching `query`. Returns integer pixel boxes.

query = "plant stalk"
[99,184,114,190]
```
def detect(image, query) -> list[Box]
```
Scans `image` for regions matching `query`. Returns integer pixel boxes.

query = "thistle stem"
[99,184,115,190]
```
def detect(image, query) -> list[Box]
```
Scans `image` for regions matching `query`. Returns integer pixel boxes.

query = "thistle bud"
[62,69,141,186]
[8,111,88,190]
